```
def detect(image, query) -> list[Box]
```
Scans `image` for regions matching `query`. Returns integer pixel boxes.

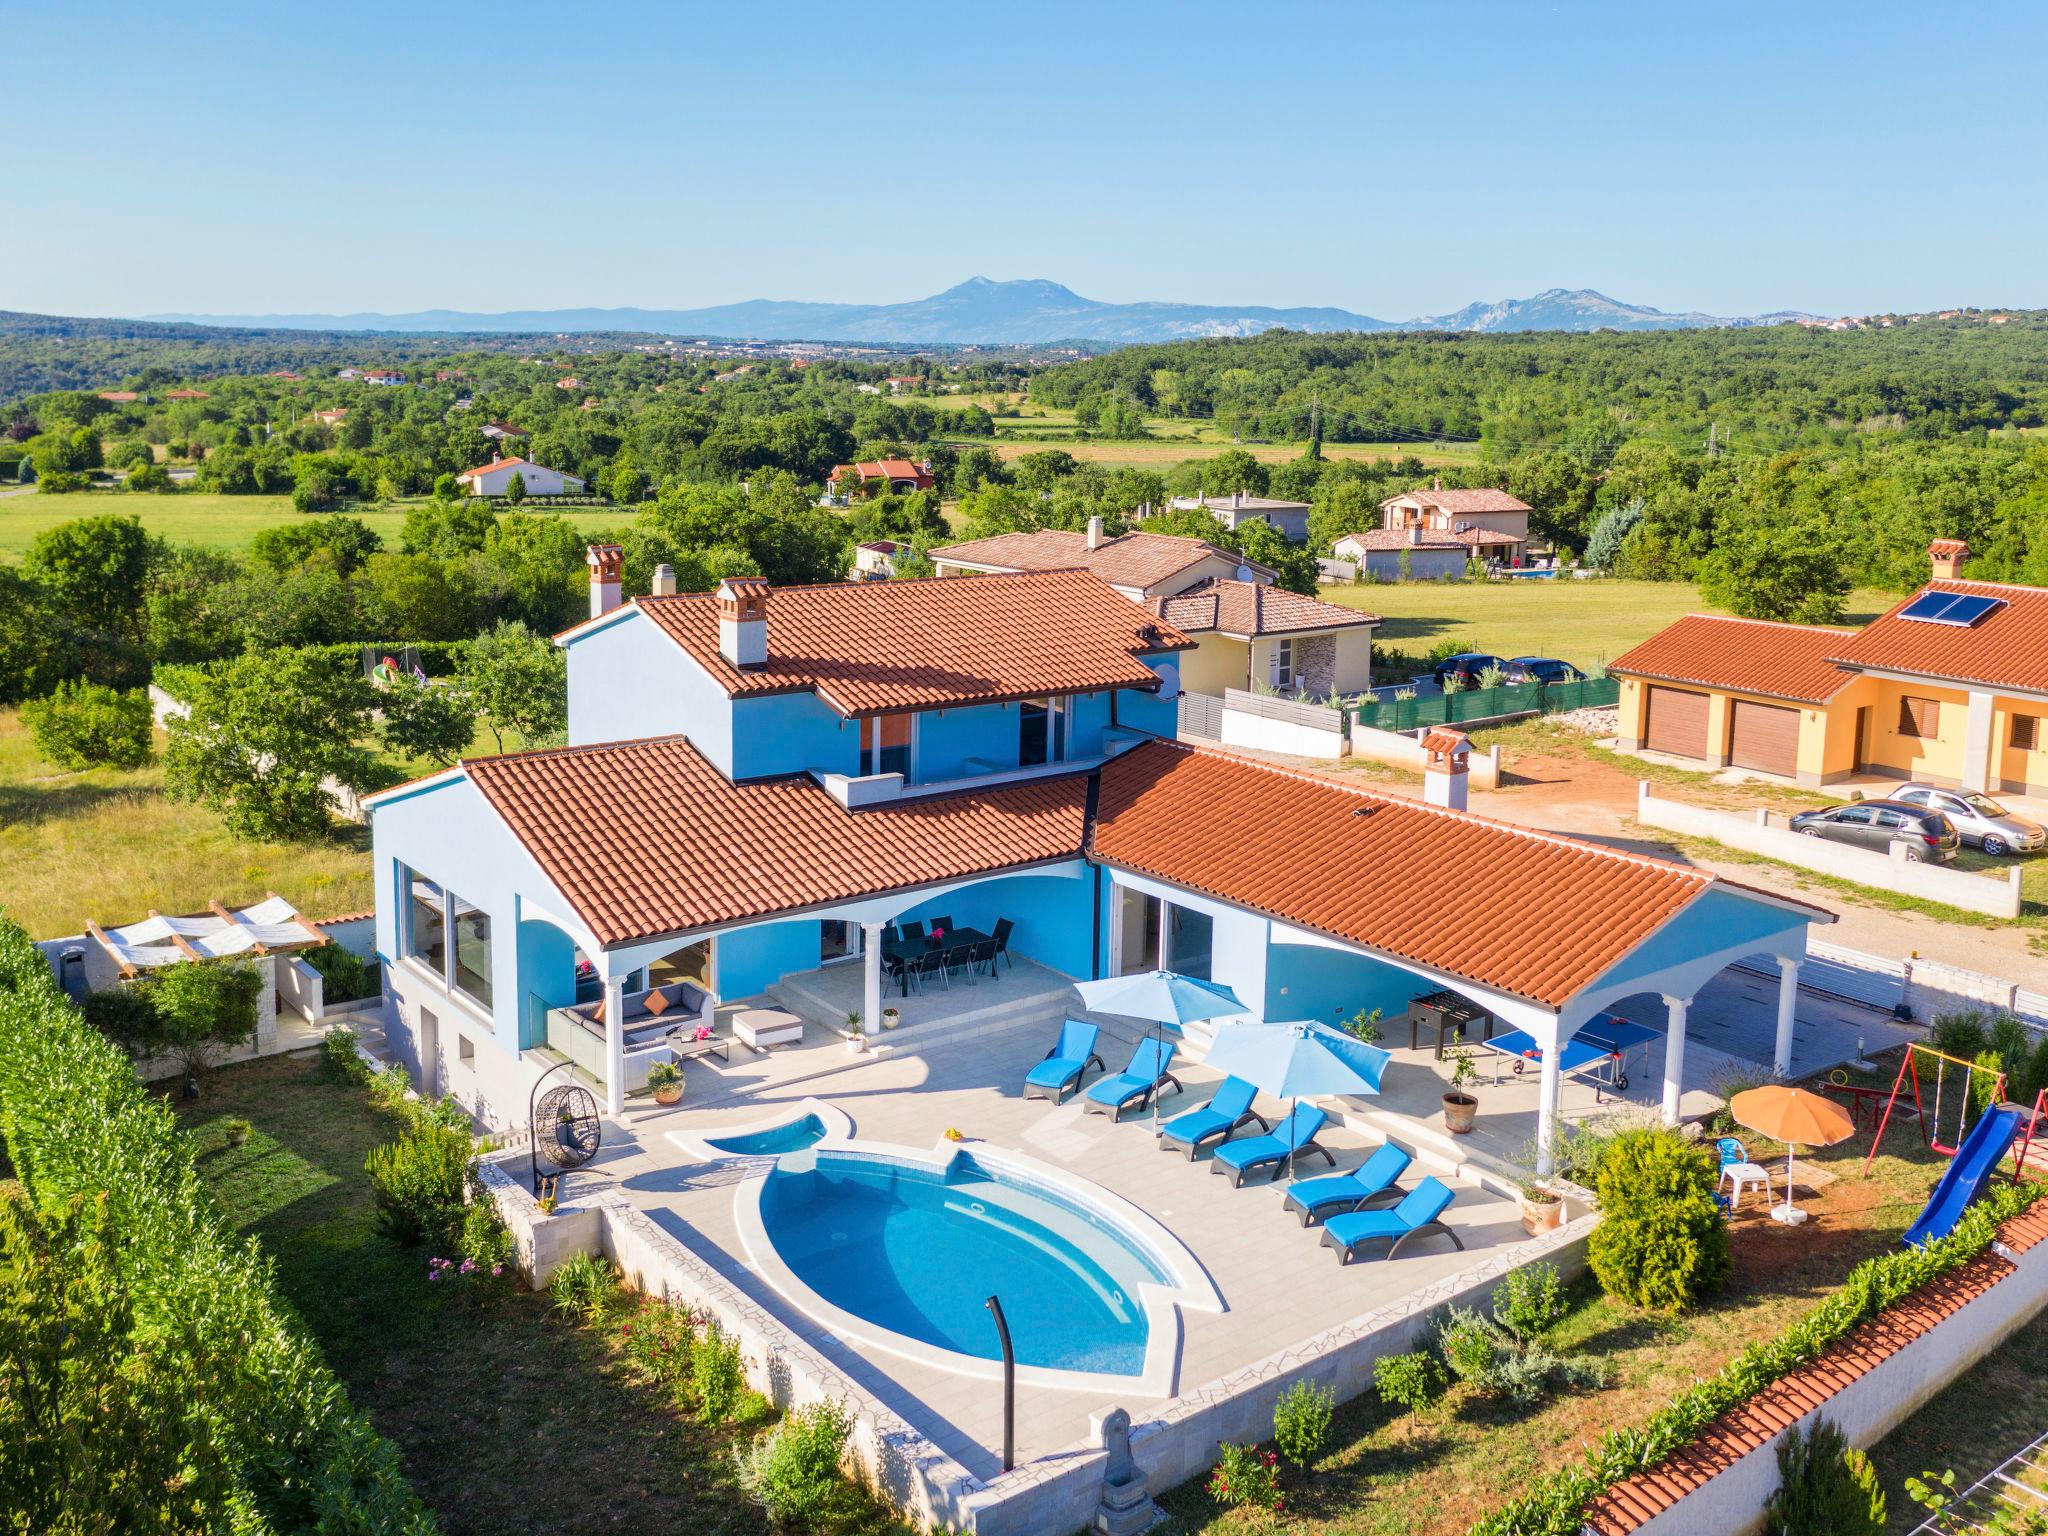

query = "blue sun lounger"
[1320,1176,1464,1264]
[1281,1142,1413,1227]
[1210,1104,1332,1186]
[1157,1075,1268,1159]
[1082,1037,1182,1118]
[1476,1011,1660,1101]
[1023,1019,1105,1104]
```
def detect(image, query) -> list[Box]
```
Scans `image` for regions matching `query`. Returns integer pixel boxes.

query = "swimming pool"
[756,1149,1176,1378]
[703,1112,828,1157]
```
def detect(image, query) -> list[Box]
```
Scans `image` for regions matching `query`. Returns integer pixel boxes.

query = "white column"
[1773,959,1801,1079]
[1962,689,1996,793]
[1661,995,1689,1125]
[603,972,626,1117]
[861,922,885,1037]
[1535,1035,1563,1177]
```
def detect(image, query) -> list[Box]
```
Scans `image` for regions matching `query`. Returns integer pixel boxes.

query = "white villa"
[456,456,587,498]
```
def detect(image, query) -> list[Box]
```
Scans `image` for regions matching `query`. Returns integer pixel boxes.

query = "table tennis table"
[1476,1012,1662,1102]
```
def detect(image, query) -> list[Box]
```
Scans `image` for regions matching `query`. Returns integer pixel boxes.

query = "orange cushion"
[643,988,670,1017]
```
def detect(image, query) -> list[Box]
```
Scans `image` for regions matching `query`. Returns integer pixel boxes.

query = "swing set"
[1862,1043,2008,1175]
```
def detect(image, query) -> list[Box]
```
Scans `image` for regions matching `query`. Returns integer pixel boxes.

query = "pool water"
[705,1113,828,1157]
[758,1151,1169,1376]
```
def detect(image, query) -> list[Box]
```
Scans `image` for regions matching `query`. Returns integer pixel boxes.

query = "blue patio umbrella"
[1073,971,1248,1132]
[1204,1020,1391,1178]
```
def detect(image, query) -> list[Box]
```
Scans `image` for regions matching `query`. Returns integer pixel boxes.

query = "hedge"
[1470,1176,2048,1535]
[0,914,436,1534]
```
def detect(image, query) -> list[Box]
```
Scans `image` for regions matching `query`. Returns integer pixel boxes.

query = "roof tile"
[1610,614,1860,704]
[1827,578,2048,695]
[1152,579,1378,637]
[934,528,1269,591]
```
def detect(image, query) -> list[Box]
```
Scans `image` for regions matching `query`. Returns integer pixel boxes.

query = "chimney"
[1432,476,1443,491]
[1929,538,1970,581]
[1406,525,1420,545]
[650,562,677,597]
[1420,727,1471,813]
[585,543,623,618]
[1087,515,1104,551]
[1233,490,1244,509]
[716,577,769,668]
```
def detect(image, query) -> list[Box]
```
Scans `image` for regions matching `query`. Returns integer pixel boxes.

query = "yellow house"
[1611,541,2048,795]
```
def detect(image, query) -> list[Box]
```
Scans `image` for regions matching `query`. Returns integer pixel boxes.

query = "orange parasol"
[1729,1085,1857,1226]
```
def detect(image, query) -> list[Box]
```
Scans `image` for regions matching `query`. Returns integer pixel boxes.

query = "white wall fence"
[1349,722,1504,789]
[1218,687,1349,760]
[1635,783,2024,920]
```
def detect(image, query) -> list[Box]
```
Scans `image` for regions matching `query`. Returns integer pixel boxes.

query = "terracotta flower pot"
[1442,1091,1478,1135]
[653,1082,683,1107]
[1519,1190,1563,1235]
[882,1009,901,1030]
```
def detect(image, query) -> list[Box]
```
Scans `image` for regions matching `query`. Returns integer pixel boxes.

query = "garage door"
[1644,686,1709,758]
[1729,699,1800,776]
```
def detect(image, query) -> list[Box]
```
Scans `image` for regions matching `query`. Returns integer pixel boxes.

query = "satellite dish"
[1235,562,1254,582]
[1154,661,1181,700]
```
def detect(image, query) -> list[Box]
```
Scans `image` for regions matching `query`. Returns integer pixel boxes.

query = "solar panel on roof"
[1900,592,2005,627]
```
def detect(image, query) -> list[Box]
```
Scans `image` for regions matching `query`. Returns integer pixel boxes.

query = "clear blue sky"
[10,1,2044,320]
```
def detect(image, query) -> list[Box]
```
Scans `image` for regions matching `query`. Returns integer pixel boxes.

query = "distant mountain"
[146,278,1815,344]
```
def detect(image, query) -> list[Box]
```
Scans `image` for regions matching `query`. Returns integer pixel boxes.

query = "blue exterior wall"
[732,691,858,780]
[564,614,735,768]
[1265,940,1431,1033]
[718,919,826,1000]
[515,917,578,1048]
[1589,888,1806,995]
[917,703,1017,780]
[893,869,1094,980]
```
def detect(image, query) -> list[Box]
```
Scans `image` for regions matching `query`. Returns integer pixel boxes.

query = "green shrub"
[1587,1127,1730,1312]
[1765,1417,1884,1535]
[691,1320,747,1421]
[1494,1261,1568,1344]
[1971,1049,2006,1121]
[1375,1350,1448,1419]
[620,1295,697,1401]
[1930,1012,1990,1061]
[2027,1034,2048,1110]
[1990,1016,2034,1087]
[1436,1304,1607,1409]
[735,1399,855,1527]
[306,942,376,1004]
[368,1061,413,1109]
[1439,1306,1502,1386]
[364,1121,470,1247]
[1272,1378,1335,1469]
[21,680,154,770]
[546,1251,617,1324]
[458,1199,514,1275]
[1207,1442,1283,1514]
[323,1023,369,1080]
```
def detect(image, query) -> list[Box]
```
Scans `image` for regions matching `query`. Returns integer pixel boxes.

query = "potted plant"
[1442,1047,1479,1134]
[223,1116,253,1148]
[843,1022,867,1055]
[1517,1177,1563,1235]
[648,1060,684,1107]
[882,1006,901,1030]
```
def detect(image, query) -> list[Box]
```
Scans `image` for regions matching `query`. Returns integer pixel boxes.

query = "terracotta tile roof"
[463,735,1090,947]
[1827,579,2048,695]
[933,529,1270,592]
[1151,579,1379,637]
[1611,614,1860,704]
[1335,529,1465,552]
[97,390,139,402]
[1997,1201,2048,1255]
[308,908,376,926]
[1586,1252,2015,1535]
[1091,741,1725,1008]
[1447,527,1525,547]
[829,458,935,487]
[1381,487,1531,513]
[618,570,1192,717]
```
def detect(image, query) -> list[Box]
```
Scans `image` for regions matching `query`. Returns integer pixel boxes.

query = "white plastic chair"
[1716,1136,1774,1209]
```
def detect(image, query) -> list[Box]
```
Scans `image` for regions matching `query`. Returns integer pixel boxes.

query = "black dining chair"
[928,915,956,935]
[990,918,1015,973]
[968,937,998,981]
[898,919,925,944]
[942,943,975,987]
[910,948,946,994]
[878,922,900,946]
[881,950,909,995]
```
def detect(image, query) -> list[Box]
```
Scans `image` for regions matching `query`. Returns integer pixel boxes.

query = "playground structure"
[1862,1043,2009,1172]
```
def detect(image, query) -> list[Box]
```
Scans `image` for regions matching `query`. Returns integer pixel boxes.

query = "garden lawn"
[1322,579,1901,674]
[180,1050,908,1536]
[1153,1095,1951,1536]
[0,490,412,559]
[0,707,373,938]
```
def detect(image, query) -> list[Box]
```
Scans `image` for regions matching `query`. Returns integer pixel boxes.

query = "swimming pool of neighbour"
[755,1148,1174,1377]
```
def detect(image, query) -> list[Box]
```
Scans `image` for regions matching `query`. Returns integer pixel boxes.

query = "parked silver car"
[1893,784,2047,857]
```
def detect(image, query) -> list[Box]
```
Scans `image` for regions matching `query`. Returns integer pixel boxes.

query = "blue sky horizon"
[8,1,2043,321]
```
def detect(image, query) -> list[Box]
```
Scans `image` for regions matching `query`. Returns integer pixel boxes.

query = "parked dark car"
[1431,652,1508,688]
[1505,656,1586,685]
[1789,799,1960,863]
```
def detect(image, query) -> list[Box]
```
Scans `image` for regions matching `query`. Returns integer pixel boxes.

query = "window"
[1272,639,1295,690]
[1833,805,1875,824]
[1018,697,1067,767]
[859,713,912,777]
[1898,696,1939,738]
[405,869,446,974]
[2016,714,2041,752]
[451,894,492,1009]
[458,1035,475,1064]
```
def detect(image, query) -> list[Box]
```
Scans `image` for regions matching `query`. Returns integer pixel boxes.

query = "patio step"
[764,970,1070,1053]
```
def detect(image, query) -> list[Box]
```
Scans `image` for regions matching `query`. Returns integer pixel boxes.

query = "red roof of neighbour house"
[1827,578,2048,696]
[934,529,1273,591]
[1446,527,1525,547]
[830,458,935,488]
[457,455,578,483]
[482,420,527,435]
[1336,529,1464,551]
[98,391,140,402]
[166,389,209,400]
[1150,579,1378,638]
[269,370,302,380]
[604,569,1193,717]
[1381,486,1531,514]
[1611,614,1861,704]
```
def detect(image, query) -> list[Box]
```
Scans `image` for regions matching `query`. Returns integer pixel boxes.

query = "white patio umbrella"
[1204,1020,1391,1178]
[1072,971,1248,1132]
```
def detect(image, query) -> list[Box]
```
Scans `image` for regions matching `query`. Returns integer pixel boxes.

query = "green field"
[0,489,414,561]
[1317,578,1901,671]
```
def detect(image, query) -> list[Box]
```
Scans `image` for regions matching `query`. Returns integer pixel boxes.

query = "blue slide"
[1902,1103,2024,1248]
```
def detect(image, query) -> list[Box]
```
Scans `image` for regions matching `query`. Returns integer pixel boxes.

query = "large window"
[1271,639,1295,691]
[859,714,912,777]
[1018,697,1069,768]
[400,863,492,1014]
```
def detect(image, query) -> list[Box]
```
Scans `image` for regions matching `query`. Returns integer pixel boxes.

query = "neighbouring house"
[165,388,209,401]
[363,369,406,386]
[1379,481,1533,567]
[97,390,140,403]
[1330,528,1470,581]
[1611,540,2048,794]
[1149,579,1378,699]
[556,376,581,390]
[851,539,907,580]
[1161,491,1313,543]
[885,375,921,392]
[313,407,348,426]
[270,369,302,380]
[455,456,587,498]
[821,458,936,503]
[481,420,527,442]
[932,518,1275,601]
[364,549,1829,1153]
[336,367,362,380]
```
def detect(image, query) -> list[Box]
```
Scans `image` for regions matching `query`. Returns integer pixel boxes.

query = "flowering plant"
[928,927,945,944]
[691,1025,713,1042]
[1207,1442,1283,1515]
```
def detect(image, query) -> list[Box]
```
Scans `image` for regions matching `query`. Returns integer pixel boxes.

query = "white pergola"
[87,894,328,977]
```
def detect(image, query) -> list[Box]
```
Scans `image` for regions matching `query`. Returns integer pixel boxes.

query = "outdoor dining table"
[880,926,993,996]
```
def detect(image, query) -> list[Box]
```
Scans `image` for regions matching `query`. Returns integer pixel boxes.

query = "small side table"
[666,1027,730,1066]
[732,1007,806,1052]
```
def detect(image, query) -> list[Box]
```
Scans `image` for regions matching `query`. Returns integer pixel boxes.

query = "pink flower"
[492,1264,504,1277]
[460,1258,476,1274]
